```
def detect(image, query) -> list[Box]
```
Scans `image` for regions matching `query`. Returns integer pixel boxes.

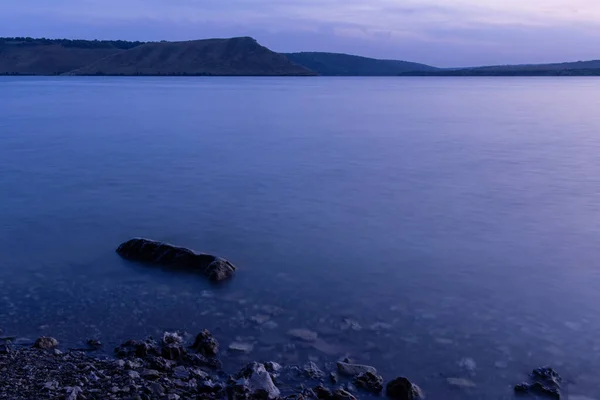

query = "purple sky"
[1,0,599,67]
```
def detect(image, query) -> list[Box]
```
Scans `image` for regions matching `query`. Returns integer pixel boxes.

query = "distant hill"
[0,37,143,75]
[400,60,600,76]
[68,37,315,76]
[283,52,438,76]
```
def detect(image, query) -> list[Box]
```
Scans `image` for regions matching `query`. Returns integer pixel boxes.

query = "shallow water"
[1,76,600,398]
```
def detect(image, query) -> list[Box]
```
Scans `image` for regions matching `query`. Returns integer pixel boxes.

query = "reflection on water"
[1,77,600,399]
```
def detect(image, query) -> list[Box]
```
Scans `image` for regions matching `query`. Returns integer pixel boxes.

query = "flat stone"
[141,369,160,380]
[337,361,377,377]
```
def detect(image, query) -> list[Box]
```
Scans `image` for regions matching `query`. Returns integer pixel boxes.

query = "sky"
[1,0,599,67]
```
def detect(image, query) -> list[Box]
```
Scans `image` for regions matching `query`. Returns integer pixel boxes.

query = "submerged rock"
[33,336,58,350]
[386,377,424,400]
[116,238,236,282]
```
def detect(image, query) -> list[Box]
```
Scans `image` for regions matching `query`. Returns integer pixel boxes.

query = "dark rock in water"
[229,362,281,399]
[116,238,236,282]
[514,366,562,398]
[386,377,424,400]
[161,333,186,361]
[0,343,10,354]
[33,336,59,350]
[354,371,384,393]
[87,339,102,349]
[515,382,561,398]
[329,372,338,384]
[191,329,219,357]
[314,385,334,400]
[533,367,562,386]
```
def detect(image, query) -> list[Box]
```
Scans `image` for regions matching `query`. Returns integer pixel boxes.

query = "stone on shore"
[386,377,424,400]
[230,362,281,399]
[33,336,58,350]
[192,329,219,357]
[354,371,384,393]
[336,361,377,377]
[116,238,236,282]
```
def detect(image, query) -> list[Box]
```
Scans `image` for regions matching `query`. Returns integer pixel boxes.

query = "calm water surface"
[1,77,600,399]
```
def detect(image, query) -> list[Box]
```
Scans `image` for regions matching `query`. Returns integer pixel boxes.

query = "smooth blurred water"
[1,76,600,398]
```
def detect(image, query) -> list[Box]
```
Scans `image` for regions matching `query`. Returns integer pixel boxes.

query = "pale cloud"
[1,0,599,66]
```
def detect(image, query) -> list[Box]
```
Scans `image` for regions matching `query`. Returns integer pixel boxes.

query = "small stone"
[288,329,319,342]
[191,329,219,356]
[354,371,384,393]
[87,339,102,348]
[114,359,126,368]
[162,331,183,345]
[336,361,377,377]
[65,386,83,400]
[167,395,181,400]
[228,341,254,353]
[33,336,59,349]
[127,371,140,379]
[43,381,59,391]
[141,369,160,380]
[111,386,120,393]
[330,372,338,384]
[447,377,476,388]
[265,361,282,375]
[53,349,63,356]
[173,366,190,379]
[304,361,325,379]
[386,377,424,400]
[149,383,165,397]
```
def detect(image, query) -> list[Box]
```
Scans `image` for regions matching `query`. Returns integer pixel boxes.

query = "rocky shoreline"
[0,327,568,400]
[1,330,426,400]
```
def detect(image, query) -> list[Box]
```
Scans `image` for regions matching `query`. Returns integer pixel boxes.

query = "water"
[1,76,600,398]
